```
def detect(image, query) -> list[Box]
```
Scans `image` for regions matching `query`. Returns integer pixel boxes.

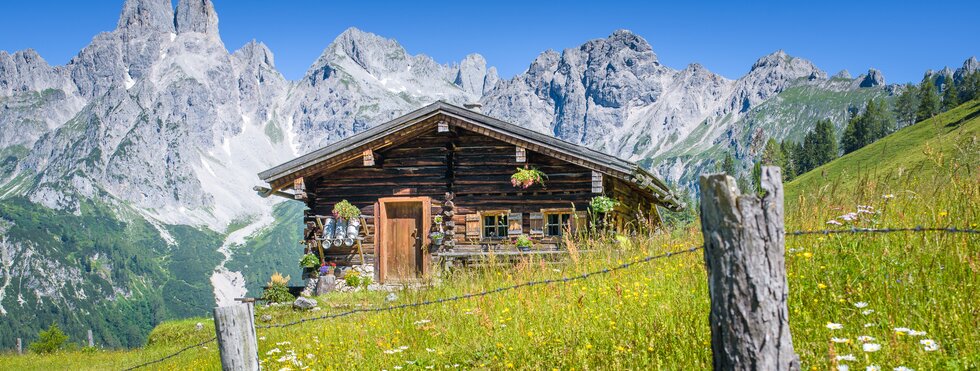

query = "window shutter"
[507,212,523,236]
[572,211,588,233]
[529,212,544,237]
[465,214,480,238]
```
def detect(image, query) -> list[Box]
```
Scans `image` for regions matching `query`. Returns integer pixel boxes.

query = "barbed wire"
[256,245,703,330]
[787,226,980,236]
[121,336,216,371]
[119,224,975,369]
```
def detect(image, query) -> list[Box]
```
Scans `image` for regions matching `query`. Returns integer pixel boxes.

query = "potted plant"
[589,195,617,214]
[514,234,533,252]
[433,215,443,224]
[430,231,445,246]
[511,167,547,189]
[299,253,319,268]
[333,200,361,221]
[319,262,336,276]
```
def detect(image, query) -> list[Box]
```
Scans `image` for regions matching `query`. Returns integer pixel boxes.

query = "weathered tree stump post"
[16,338,21,355]
[213,303,259,371]
[87,329,94,348]
[699,167,799,370]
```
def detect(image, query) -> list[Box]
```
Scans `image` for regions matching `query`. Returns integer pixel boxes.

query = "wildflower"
[862,309,874,315]
[399,346,409,350]
[894,327,911,334]
[863,323,875,328]
[836,354,857,361]
[818,283,828,289]
[413,319,431,326]
[838,365,850,371]
[826,322,844,330]
[839,213,858,222]
[425,348,436,353]
[920,339,939,352]
[882,194,894,199]
[394,367,403,370]
[831,337,850,343]
[862,343,881,352]
[266,348,282,355]
[938,211,948,217]
[893,367,913,371]
[908,329,926,336]
[803,252,813,259]
[867,365,880,371]
[259,336,266,341]
[853,302,868,308]
[857,335,875,343]
[827,220,843,226]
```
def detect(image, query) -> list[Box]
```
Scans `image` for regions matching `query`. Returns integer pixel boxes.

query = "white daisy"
[908,330,927,336]
[838,365,850,371]
[857,335,876,343]
[854,302,868,308]
[836,354,857,361]
[920,339,939,352]
[862,343,881,352]
[827,220,843,226]
[893,367,913,371]
[862,309,874,315]
[866,365,880,371]
[894,327,911,334]
[826,322,844,330]
[832,337,850,343]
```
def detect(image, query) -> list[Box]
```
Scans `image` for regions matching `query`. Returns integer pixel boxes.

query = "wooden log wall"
[302,126,657,264]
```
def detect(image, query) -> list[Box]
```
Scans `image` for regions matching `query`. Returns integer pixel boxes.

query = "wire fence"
[786,226,980,236]
[121,336,217,371]
[120,225,977,370]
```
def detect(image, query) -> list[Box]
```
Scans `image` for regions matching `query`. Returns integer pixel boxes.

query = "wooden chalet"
[255,101,682,283]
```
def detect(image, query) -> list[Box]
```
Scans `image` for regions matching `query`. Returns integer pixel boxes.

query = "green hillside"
[787,99,980,202]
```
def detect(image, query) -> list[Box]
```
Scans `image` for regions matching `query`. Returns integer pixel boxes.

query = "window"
[545,212,572,236]
[483,214,508,239]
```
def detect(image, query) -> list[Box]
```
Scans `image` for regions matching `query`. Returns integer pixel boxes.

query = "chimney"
[464,102,483,113]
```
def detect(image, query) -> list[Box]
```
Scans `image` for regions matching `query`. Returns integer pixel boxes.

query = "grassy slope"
[3,102,978,370]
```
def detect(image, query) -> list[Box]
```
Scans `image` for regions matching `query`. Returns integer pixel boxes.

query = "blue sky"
[0,0,977,83]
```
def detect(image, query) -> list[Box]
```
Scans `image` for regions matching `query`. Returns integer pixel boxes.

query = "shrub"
[262,272,294,303]
[299,253,319,268]
[589,196,617,214]
[344,270,372,289]
[514,234,533,249]
[29,323,68,354]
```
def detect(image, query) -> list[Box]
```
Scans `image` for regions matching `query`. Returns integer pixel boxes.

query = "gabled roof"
[258,101,683,210]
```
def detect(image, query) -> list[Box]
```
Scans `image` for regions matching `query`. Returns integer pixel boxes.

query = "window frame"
[481,210,510,239]
[542,208,574,237]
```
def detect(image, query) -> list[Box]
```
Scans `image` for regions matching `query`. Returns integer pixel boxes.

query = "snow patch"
[211,212,275,307]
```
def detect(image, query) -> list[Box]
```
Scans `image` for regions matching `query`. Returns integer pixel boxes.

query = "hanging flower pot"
[511,167,548,189]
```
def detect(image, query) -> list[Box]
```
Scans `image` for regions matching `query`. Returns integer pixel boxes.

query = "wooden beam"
[363,149,375,166]
[591,171,604,193]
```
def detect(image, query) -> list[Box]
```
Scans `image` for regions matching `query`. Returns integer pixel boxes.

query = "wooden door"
[378,197,430,282]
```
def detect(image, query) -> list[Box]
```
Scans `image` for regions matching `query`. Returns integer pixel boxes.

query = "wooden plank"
[213,303,259,371]
[529,212,544,237]
[508,212,523,235]
[363,149,375,166]
[465,214,480,238]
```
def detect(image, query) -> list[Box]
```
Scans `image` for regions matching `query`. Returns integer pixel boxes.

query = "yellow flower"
[939,211,948,217]
[817,283,828,289]
[585,344,593,349]
[802,252,813,259]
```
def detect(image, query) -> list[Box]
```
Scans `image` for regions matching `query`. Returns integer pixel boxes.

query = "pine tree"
[894,83,919,127]
[962,71,980,102]
[721,152,736,177]
[780,140,797,180]
[812,119,838,167]
[751,161,763,195]
[916,75,940,121]
[942,78,960,111]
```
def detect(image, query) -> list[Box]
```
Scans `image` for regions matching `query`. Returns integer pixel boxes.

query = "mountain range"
[0,0,976,348]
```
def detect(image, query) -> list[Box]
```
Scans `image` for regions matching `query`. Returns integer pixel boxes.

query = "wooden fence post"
[213,303,259,371]
[16,338,21,355]
[87,329,94,348]
[699,167,799,370]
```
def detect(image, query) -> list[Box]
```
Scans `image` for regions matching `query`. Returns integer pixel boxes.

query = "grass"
[2,101,978,370]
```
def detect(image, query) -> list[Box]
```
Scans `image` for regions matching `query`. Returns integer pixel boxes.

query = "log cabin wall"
[301,125,663,267]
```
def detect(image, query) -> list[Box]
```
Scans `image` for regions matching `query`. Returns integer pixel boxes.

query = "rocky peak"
[453,54,499,96]
[0,49,66,95]
[175,0,219,35]
[117,0,175,33]
[857,68,885,87]
[233,40,276,69]
[833,69,851,79]
[954,56,978,80]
